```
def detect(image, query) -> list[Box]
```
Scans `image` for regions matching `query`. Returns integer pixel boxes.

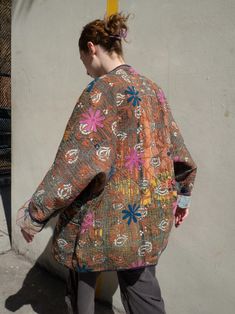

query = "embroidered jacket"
[17,64,197,272]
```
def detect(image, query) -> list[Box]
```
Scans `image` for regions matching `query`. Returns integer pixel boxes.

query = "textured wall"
[12,0,235,313]
[0,0,11,253]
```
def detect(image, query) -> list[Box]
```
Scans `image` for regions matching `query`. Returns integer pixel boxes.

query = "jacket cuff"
[177,195,191,209]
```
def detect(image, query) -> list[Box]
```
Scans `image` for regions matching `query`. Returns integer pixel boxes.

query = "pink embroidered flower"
[129,67,139,75]
[79,107,105,132]
[80,211,94,234]
[157,89,166,104]
[173,156,180,162]
[125,148,144,172]
[130,260,146,269]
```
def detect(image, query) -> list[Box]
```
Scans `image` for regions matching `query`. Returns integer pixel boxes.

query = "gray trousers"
[65,265,166,314]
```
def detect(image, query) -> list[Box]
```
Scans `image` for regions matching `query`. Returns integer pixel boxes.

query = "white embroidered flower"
[35,189,45,197]
[114,234,128,247]
[138,206,148,219]
[116,93,126,106]
[111,121,118,135]
[139,179,149,189]
[92,255,106,263]
[57,183,72,200]
[134,105,143,119]
[65,149,79,164]
[94,220,103,228]
[57,239,68,248]
[91,92,102,103]
[138,241,152,256]
[150,157,161,168]
[96,146,111,161]
[116,69,131,82]
[154,184,168,195]
[158,219,169,231]
[112,203,125,210]
[117,131,127,141]
[137,124,143,134]
[79,123,92,135]
[134,141,144,153]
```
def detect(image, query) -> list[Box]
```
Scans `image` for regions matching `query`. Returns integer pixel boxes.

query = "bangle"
[177,195,191,208]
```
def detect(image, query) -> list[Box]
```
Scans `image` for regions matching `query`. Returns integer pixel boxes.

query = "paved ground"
[0,250,120,314]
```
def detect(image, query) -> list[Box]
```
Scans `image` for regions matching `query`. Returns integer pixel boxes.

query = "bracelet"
[177,195,191,208]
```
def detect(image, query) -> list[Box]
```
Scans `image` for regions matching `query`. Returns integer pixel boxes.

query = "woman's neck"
[98,51,126,76]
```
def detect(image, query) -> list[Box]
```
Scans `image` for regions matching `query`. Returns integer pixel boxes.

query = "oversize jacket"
[20,64,197,272]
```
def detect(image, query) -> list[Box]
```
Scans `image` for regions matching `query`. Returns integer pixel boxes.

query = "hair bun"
[104,12,130,40]
[79,12,132,56]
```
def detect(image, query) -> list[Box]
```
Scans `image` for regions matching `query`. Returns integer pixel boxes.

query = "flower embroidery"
[57,239,68,248]
[156,88,166,104]
[57,183,72,200]
[96,146,111,161]
[79,107,105,132]
[116,93,125,106]
[114,234,128,246]
[87,78,98,92]
[116,69,131,83]
[138,241,152,256]
[173,156,180,162]
[80,211,94,234]
[91,92,102,103]
[158,219,169,231]
[129,67,139,75]
[125,86,141,107]
[122,204,142,225]
[130,259,146,269]
[65,149,79,164]
[125,148,144,172]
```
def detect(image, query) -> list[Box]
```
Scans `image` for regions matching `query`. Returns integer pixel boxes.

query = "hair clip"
[109,28,127,40]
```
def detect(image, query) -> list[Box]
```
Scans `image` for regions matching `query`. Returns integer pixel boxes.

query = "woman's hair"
[78,12,131,56]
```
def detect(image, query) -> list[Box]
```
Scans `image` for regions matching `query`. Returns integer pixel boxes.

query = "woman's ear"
[87,41,96,55]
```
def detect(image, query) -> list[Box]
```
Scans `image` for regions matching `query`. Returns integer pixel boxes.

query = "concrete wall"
[12,0,235,313]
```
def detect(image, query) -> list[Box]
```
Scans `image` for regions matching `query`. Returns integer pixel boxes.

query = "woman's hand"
[16,199,44,242]
[174,206,189,228]
[21,229,34,243]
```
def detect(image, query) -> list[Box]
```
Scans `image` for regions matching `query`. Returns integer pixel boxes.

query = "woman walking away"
[17,12,197,314]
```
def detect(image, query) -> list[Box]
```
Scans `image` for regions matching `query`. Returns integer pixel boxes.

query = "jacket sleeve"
[19,80,117,232]
[155,85,197,207]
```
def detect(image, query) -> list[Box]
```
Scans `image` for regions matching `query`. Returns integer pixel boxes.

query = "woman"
[17,12,197,314]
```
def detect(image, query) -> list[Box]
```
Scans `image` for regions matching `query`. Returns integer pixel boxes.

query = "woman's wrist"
[177,195,191,209]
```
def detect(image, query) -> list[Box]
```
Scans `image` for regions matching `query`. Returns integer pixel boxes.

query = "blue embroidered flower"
[77,264,93,272]
[125,86,141,107]
[87,78,99,92]
[122,204,142,225]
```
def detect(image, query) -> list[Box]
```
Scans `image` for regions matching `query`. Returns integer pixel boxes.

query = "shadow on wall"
[0,183,11,242]
[5,227,117,314]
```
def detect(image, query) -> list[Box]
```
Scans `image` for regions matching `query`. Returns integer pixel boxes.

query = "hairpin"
[109,28,127,40]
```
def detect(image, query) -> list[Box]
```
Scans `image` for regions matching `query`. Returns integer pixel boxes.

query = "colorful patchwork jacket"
[17,64,197,272]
